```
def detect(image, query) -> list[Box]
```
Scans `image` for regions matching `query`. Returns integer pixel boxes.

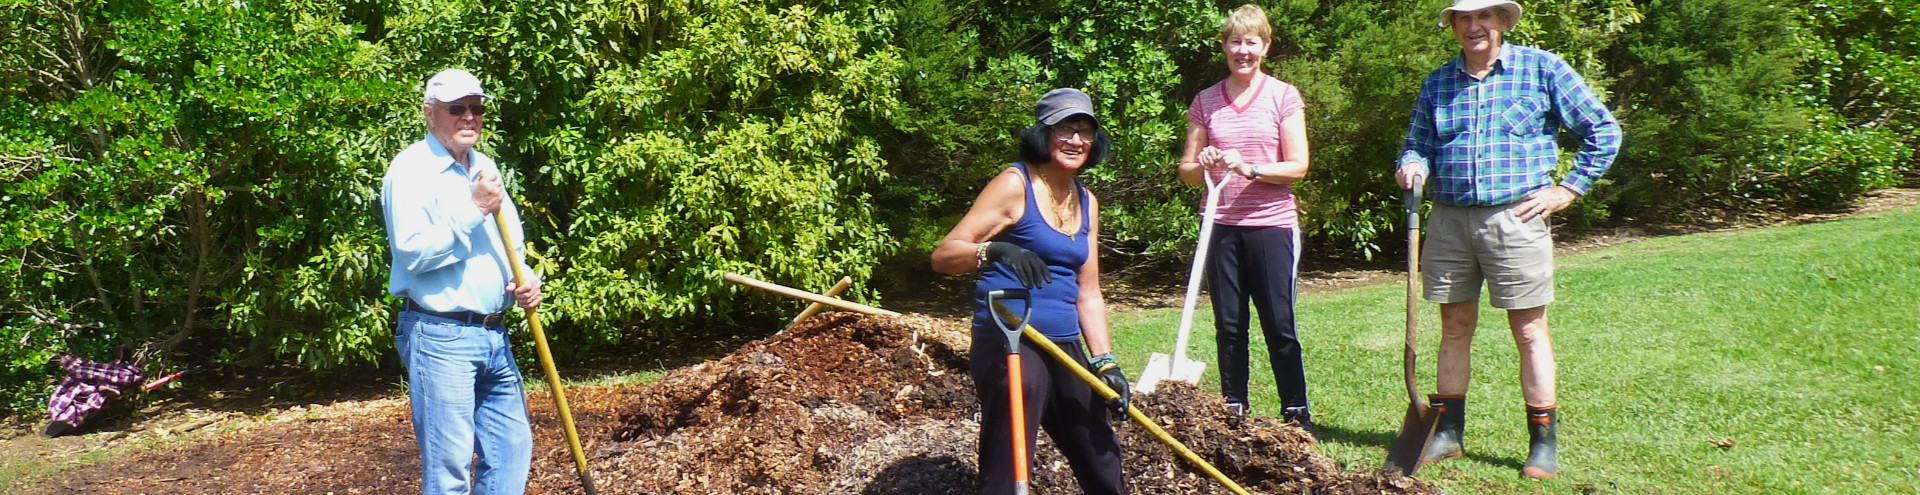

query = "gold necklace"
[1032,166,1078,234]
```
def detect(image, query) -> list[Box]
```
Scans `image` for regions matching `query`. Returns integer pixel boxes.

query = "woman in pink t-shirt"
[1174,3,1314,433]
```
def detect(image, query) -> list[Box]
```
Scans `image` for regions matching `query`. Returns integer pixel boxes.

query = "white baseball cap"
[422,68,490,104]
[1439,0,1523,30]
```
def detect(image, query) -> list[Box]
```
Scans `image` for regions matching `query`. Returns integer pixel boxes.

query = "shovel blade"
[1134,353,1173,394]
[1385,403,1440,476]
[1169,358,1206,384]
[1135,353,1208,394]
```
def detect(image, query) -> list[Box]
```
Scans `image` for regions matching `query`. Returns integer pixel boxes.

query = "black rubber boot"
[1282,406,1316,436]
[1522,405,1559,478]
[1421,394,1466,464]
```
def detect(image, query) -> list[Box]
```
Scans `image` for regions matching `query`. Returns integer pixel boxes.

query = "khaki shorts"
[1421,203,1554,309]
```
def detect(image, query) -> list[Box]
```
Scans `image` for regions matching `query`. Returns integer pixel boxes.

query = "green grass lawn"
[1108,205,1920,494]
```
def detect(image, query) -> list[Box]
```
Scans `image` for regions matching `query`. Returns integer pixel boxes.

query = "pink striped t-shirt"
[1187,73,1306,228]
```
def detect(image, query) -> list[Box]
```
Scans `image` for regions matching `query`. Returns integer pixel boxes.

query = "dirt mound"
[26,313,1434,494]
[531,313,1434,494]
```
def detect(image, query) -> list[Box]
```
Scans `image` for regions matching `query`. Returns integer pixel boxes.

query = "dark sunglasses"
[443,104,487,117]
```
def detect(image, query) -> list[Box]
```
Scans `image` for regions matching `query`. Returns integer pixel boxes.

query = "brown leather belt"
[405,299,505,328]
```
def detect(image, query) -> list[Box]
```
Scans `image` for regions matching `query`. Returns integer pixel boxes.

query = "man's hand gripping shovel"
[1135,168,1223,393]
[1384,176,1437,476]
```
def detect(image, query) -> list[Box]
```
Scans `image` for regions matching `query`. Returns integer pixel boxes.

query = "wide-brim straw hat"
[1439,0,1523,31]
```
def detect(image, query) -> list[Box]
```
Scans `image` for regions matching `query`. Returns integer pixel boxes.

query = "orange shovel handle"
[1008,352,1030,491]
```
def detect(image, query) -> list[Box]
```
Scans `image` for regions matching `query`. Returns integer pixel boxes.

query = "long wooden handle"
[724,272,900,317]
[992,304,1253,495]
[493,213,598,495]
[781,276,854,333]
[1405,189,1425,408]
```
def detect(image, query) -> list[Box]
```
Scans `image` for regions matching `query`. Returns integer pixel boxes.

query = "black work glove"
[1088,353,1129,417]
[985,241,1052,289]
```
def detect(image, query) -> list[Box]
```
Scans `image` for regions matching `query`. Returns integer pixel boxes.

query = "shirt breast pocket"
[1500,96,1549,137]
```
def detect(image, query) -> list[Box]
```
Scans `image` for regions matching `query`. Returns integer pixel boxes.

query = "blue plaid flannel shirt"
[1399,43,1622,207]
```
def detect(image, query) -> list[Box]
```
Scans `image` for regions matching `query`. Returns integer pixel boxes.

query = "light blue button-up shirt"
[382,135,536,315]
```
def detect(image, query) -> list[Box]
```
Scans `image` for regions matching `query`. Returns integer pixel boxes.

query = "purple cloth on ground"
[46,355,144,428]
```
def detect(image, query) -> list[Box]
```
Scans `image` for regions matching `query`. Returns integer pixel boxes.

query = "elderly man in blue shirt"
[1395,0,1622,480]
[382,68,543,494]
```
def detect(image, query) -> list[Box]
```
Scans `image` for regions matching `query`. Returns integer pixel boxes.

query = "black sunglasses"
[443,104,487,117]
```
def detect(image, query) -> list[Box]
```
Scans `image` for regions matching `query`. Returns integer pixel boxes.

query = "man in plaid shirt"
[43,351,144,437]
[1394,0,1621,480]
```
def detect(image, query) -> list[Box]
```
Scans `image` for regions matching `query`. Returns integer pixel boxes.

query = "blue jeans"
[397,310,532,495]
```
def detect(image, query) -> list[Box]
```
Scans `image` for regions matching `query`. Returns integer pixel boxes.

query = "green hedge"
[0,0,1912,414]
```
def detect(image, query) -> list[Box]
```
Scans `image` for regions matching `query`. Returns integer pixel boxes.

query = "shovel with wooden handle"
[493,212,598,495]
[986,289,1035,495]
[1384,181,1437,476]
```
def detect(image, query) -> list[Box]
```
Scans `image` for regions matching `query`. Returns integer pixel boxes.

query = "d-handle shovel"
[986,289,1036,495]
[988,301,1253,495]
[494,212,599,495]
[1136,168,1222,393]
[1384,181,1437,476]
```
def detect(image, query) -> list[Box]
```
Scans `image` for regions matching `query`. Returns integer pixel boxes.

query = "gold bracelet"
[975,241,991,269]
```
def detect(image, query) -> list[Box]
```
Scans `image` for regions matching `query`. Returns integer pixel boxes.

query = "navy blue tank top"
[972,162,1093,340]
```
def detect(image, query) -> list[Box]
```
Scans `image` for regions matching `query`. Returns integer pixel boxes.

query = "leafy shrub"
[0,0,1913,417]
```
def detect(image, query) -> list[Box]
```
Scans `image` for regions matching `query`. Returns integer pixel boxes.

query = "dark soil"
[23,313,1434,494]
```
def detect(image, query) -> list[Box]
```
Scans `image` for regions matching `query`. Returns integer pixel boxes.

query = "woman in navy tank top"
[932,88,1130,495]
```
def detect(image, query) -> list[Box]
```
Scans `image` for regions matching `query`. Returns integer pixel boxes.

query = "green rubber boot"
[1421,394,1466,464]
[1522,405,1559,479]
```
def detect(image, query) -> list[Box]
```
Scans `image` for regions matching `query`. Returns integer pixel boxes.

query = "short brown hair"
[1218,4,1272,43]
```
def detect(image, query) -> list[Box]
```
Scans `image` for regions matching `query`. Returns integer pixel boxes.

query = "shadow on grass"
[1460,452,1526,471]
[1315,423,1524,471]
[1315,422,1395,450]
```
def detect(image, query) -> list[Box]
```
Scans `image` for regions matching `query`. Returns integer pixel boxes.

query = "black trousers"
[969,326,1125,495]
[1207,224,1309,410]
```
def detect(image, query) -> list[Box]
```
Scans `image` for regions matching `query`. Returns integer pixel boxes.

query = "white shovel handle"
[1170,171,1225,369]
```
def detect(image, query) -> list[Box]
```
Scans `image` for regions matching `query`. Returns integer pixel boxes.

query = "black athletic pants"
[1208,224,1309,410]
[969,326,1125,495]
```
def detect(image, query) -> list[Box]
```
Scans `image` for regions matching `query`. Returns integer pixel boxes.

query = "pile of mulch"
[27,313,1434,494]
[529,313,1434,494]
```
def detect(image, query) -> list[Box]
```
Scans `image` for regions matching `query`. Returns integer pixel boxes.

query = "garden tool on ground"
[1384,181,1438,476]
[724,272,899,316]
[1135,168,1223,394]
[780,276,855,334]
[986,289,1035,495]
[990,301,1253,495]
[494,212,598,495]
[142,367,191,392]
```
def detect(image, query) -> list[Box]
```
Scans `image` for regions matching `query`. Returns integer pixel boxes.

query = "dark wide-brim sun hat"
[1439,0,1523,31]
[1034,88,1100,127]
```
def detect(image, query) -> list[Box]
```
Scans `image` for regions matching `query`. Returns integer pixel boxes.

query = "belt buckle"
[483,313,504,328]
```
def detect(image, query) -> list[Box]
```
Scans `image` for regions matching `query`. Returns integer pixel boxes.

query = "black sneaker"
[1225,403,1249,423]
[1282,406,1316,436]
